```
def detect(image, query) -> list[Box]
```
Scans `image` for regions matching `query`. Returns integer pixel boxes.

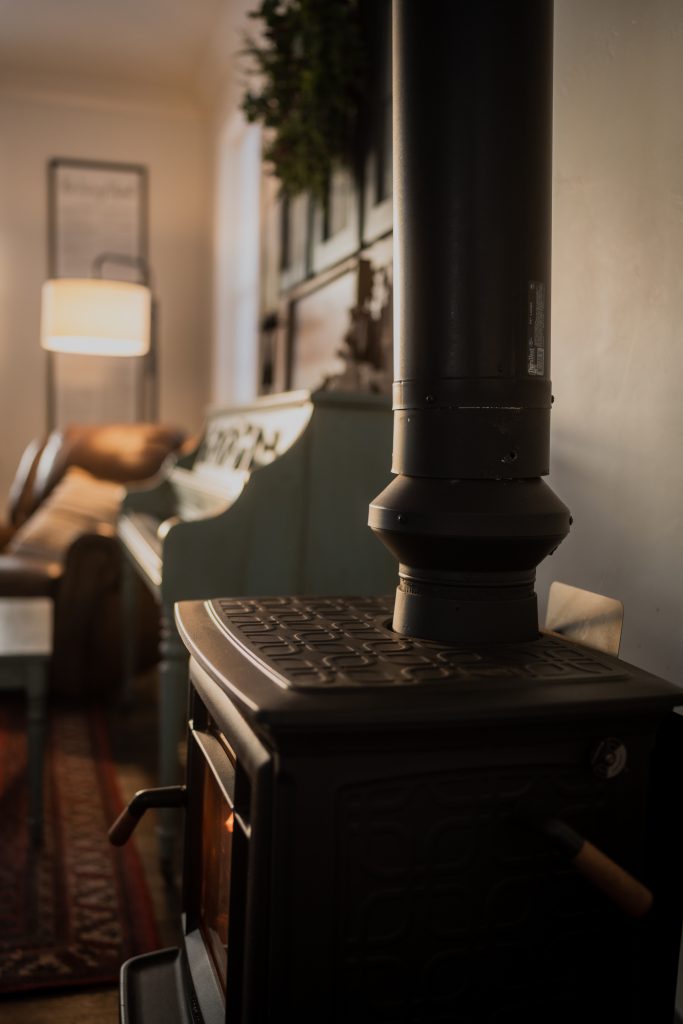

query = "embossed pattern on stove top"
[209,596,625,690]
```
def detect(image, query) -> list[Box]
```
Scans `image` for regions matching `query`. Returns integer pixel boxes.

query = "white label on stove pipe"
[527,280,546,376]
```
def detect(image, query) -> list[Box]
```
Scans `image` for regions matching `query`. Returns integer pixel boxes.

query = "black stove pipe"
[369,0,571,644]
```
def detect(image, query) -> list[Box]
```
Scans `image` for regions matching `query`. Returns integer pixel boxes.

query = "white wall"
[537,0,683,683]
[9,2,675,688]
[211,112,261,407]
[197,0,683,688]
[199,0,264,409]
[0,81,212,500]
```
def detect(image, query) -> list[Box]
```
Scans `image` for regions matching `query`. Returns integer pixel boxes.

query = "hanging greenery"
[241,0,365,200]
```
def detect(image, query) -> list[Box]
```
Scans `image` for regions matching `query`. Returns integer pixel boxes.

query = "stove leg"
[157,602,188,879]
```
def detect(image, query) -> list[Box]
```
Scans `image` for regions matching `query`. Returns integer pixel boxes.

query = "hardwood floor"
[1,670,182,1024]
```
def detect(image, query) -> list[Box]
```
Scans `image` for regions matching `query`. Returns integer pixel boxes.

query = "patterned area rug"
[0,697,159,994]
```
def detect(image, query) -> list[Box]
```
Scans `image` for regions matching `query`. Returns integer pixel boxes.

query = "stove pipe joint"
[369,0,571,644]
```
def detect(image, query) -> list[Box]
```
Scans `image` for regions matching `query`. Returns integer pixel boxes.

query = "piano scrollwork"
[117,387,395,869]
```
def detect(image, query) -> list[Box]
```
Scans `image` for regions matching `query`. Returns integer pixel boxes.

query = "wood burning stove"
[118,595,683,1022]
[114,0,683,1020]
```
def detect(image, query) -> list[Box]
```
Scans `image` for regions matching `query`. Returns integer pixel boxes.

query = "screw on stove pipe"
[542,817,653,919]
[108,785,187,846]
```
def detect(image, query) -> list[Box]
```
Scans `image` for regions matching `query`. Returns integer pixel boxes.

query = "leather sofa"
[0,423,186,698]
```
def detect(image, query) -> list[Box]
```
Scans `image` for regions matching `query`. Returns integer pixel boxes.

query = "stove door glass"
[199,750,235,992]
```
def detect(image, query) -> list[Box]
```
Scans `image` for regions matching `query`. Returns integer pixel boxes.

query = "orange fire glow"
[225,812,234,833]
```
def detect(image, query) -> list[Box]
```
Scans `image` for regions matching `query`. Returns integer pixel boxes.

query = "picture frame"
[46,158,149,427]
[48,157,148,279]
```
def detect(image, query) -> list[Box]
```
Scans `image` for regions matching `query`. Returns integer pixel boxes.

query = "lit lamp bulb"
[41,278,151,357]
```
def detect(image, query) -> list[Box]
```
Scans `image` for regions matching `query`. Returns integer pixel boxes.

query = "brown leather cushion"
[0,521,15,552]
[8,422,185,526]
[7,437,44,527]
[0,553,62,598]
[7,467,123,564]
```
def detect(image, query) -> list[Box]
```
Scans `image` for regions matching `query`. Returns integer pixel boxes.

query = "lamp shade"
[41,278,151,357]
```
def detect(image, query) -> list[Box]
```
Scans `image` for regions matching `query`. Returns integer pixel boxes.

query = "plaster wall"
[538,0,683,683]
[210,111,261,407]
[0,84,212,500]
[202,0,263,409]
[201,0,683,686]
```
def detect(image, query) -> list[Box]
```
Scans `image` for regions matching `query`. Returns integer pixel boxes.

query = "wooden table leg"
[120,552,139,707]
[157,602,188,880]
[25,660,47,845]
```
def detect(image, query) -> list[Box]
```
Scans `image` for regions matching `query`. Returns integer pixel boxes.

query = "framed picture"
[279,190,311,291]
[48,158,147,278]
[46,159,149,426]
[362,0,393,244]
[288,267,357,390]
[311,163,361,274]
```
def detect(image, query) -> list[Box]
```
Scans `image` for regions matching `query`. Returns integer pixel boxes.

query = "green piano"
[117,388,395,868]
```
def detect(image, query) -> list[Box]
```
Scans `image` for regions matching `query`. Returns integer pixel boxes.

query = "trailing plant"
[241,0,365,199]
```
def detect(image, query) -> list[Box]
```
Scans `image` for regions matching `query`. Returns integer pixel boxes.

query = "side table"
[0,597,52,844]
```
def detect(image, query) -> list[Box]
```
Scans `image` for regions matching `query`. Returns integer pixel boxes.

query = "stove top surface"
[207,595,623,691]
[175,596,679,730]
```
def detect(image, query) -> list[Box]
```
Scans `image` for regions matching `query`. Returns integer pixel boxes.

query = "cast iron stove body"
[120,596,683,1023]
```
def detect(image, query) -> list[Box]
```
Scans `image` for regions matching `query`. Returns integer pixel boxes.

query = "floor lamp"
[41,254,157,427]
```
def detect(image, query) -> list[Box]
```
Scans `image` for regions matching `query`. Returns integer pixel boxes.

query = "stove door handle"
[109,785,187,846]
[543,817,653,919]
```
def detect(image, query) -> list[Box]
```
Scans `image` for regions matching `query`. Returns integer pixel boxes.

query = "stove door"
[183,724,245,1023]
[199,733,237,991]
[182,671,273,1024]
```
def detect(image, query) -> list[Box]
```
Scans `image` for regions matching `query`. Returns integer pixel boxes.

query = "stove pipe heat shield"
[369,0,571,644]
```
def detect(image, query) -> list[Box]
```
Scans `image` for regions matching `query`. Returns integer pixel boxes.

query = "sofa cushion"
[39,423,185,498]
[6,467,124,564]
[0,521,15,552]
[0,554,62,598]
[7,436,43,527]
[7,422,185,526]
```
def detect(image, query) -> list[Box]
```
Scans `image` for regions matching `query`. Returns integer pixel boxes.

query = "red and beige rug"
[0,697,159,994]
